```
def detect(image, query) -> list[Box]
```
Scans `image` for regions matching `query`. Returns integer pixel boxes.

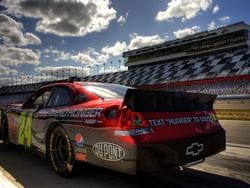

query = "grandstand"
[84,22,250,96]
[123,22,249,69]
[0,21,250,103]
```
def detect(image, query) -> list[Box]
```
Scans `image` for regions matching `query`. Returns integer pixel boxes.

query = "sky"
[0,0,250,85]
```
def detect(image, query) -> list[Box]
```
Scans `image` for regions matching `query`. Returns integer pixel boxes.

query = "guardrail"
[217,95,250,100]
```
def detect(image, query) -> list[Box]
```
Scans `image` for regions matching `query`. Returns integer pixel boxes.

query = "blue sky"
[0,0,250,84]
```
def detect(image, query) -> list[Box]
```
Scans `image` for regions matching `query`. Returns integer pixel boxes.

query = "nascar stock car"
[0,81,225,176]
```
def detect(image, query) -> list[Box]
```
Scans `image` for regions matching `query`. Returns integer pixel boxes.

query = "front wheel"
[49,126,75,177]
[1,117,10,146]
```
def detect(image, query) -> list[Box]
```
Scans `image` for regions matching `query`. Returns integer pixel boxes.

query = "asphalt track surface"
[220,120,250,145]
[0,120,249,188]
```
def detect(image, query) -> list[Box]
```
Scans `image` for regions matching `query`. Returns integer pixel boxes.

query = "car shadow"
[0,144,249,188]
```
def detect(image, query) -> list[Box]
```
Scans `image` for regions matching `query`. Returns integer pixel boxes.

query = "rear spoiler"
[122,89,217,112]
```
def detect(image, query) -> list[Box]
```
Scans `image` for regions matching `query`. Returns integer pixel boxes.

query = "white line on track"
[0,167,23,188]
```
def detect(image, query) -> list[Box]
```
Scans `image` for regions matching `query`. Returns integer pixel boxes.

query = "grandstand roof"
[123,21,250,68]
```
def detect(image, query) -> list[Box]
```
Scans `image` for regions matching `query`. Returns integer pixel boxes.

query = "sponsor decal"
[39,108,103,119]
[83,119,102,125]
[186,142,204,156]
[75,133,84,147]
[18,112,33,148]
[149,115,214,127]
[92,142,125,161]
[74,133,87,161]
[75,153,86,161]
[114,128,154,136]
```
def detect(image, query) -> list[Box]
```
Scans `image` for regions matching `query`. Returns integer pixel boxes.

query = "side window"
[23,88,53,109]
[47,87,72,107]
[34,90,51,107]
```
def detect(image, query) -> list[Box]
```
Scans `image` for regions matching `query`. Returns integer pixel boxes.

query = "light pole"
[62,70,65,79]
[110,61,113,73]
[68,69,70,78]
[96,64,99,75]
[103,63,106,74]
[118,59,121,71]
[88,66,91,76]
[82,67,84,78]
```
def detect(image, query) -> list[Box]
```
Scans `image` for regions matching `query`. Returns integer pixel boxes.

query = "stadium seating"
[0,47,250,97]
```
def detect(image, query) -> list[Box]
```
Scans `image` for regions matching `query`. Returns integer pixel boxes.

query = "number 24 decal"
[18,112,33,148]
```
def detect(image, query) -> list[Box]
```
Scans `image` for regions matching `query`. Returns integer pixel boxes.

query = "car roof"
[39,81,120,90]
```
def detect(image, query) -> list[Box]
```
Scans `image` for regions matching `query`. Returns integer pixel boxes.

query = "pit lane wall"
[214,95,250,121]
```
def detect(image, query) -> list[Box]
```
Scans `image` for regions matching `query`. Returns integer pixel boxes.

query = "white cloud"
[117,16,126,26]
[0,65,17,76]
[219,16,231,22]
[71,52,96,65]
[155,0,212,22]
[173,26,201,38]
[117,12,129,26]
[0,46,40,66]
[212,4,219,14]
[128,33,164,50]
[0,14,41,78]
[95,53,110,64]
[41,32,165,74]
[42,47,97,65]
[101,41,127,56]
[0,14,41,46]
[207,20,217,30]
[43,48,71,61]
[0,0,117,37]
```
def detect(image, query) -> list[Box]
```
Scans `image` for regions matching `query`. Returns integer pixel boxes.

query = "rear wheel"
[1,117,10,146]
[49,126,75,177]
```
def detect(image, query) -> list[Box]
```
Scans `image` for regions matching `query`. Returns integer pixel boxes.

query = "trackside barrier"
[215,109,250,121]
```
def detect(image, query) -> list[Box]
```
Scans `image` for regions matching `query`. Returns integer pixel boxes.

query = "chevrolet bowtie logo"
[186,142,204,156]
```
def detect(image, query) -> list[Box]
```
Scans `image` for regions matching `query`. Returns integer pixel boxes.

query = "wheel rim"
[55,133,69,166]
[51,129,71,168]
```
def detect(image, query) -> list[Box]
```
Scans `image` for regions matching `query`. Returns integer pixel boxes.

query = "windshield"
[81,82,131,99]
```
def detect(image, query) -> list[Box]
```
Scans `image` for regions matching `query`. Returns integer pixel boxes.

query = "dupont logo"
[186,142,204,156]
[92,142,125,161]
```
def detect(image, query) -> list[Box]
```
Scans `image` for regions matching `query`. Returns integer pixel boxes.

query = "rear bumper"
[137,129,225,173]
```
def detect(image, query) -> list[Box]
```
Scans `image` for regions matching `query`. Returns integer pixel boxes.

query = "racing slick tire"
[49,126,75,177]
[1,117,10,146]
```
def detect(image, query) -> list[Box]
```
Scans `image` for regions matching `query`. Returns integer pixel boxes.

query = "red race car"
[0,81,225,176]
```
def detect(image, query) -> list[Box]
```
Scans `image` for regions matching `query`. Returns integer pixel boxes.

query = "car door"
[10,87,54,149]
[31,85,74,154]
